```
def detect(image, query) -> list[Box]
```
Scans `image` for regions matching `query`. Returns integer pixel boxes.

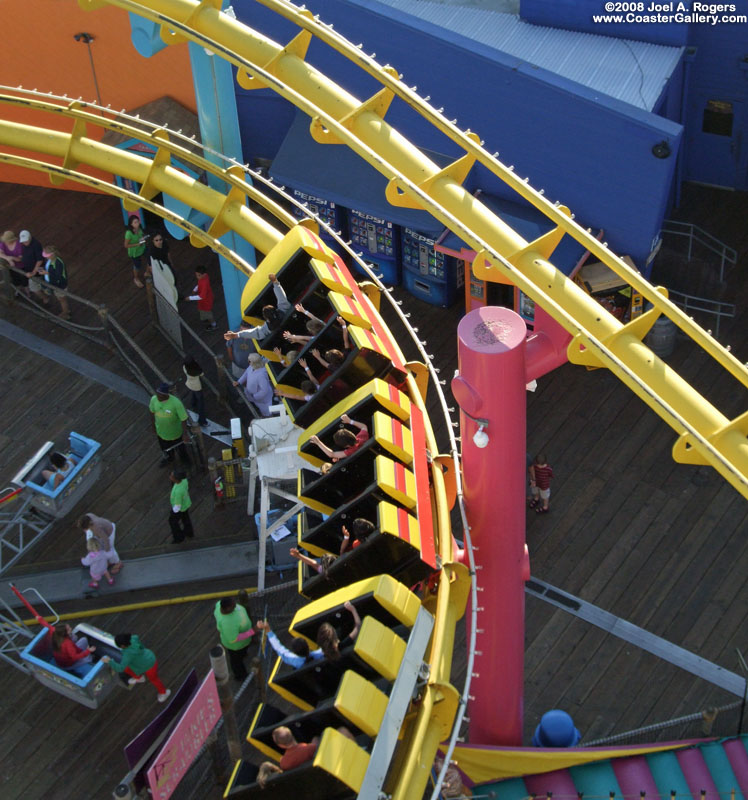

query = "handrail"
[661,219,737,282]
[667,289,735,342]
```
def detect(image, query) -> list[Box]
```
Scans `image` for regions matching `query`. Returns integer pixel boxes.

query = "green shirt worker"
[214,596,253,681]
[149,382,190,467]
[169,469,194,543]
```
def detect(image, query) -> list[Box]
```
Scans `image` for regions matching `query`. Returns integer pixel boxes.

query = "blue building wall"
[684,11,748,188]
[521,0,748,189]
[233,0,682,266]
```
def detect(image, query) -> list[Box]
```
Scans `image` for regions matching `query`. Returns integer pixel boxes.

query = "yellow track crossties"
[0,1,740,797]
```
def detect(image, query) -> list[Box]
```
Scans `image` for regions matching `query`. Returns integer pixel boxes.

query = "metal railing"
[583,699,745,747]
[0,259,258,424]
[660,219,737,283]
[668,288,736,342]
[147,290,260,425]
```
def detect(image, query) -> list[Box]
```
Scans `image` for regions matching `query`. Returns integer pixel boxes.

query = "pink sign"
[147,670,222,800]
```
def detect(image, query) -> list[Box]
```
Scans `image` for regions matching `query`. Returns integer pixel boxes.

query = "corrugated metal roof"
[367,0,682,110]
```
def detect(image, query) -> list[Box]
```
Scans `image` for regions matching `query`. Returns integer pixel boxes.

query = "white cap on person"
[19,230,31,243]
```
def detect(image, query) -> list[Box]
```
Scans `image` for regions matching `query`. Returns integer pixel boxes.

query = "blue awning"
[439,192,589,276]
[270,110,448,235]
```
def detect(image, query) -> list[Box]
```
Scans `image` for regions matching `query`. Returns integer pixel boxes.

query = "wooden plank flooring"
[0,181,746,797]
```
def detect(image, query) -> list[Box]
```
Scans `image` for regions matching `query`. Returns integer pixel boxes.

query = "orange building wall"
[0,0,196,191]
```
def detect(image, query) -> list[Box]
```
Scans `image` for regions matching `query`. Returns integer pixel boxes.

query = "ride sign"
[146,670,222,800]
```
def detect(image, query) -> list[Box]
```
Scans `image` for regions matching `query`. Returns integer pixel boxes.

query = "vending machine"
[348,209,400,285]
[290,189,347,245]
[401,228,464,307]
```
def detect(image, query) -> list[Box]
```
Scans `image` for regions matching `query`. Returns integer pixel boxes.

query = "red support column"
[452,306,529,746]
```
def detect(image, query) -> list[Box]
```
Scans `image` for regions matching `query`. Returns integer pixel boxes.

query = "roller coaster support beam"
[189,37,257,330]
[452,306,530,746]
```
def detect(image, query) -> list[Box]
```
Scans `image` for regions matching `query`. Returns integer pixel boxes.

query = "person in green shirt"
[124,214,148,288]
[102,634,171,703]
[169,469,194,543]
[149,382,190,467]
[214,596,254,681]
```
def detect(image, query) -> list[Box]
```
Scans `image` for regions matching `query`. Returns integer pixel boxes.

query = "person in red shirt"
[256,724,356,786]
[35,617,96,678]
[187,266,216,330]
[309,414,369,462]
[529,452,554,514]
[340,518,375,555]
[273,727,319,770]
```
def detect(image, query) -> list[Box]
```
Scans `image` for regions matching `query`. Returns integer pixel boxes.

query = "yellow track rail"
[0,1,742,796]
[72,0,748,501]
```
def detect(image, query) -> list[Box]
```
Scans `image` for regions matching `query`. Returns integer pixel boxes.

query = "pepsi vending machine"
[401,228,464,307]
[348,209,400,286]
[290,189,346,245]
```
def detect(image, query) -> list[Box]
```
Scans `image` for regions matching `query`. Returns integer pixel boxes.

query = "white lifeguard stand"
[245,405,308,591]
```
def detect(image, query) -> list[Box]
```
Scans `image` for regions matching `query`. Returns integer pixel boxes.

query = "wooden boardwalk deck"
[0,181,746,798]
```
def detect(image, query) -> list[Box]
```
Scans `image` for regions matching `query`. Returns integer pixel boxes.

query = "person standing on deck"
[226,321,253,378]
[149,382,191,467]
[529,453,554,514]
[234,353,274,416]
[169,469,194,543]
[38,245,70,320]
[102,634,171,703]
[186,266,216,330]
[214,596,254,681]
[124,215,148,289]
[78,513,122,574]
[18,230,45,301]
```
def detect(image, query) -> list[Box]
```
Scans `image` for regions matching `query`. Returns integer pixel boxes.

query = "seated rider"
[41,451,77,490]
[309,414,368,462]
[35,616,96,678]
[223,273,291,343]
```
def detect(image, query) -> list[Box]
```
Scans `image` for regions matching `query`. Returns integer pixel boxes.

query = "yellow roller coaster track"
[73,0,747,496]
[0,0,744,796]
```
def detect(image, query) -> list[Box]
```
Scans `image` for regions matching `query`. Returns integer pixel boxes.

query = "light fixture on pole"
[460,407,490,449]
[73,33,102,106]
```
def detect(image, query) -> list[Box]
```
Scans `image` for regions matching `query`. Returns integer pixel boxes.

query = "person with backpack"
[37,244,70,320]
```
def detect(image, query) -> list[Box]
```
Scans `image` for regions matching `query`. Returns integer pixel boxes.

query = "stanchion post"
[190,420,207,472]
[251,655,266,703]
[112,781,133,799]
[210,645,242,762]
[0,258,14,306]
[206,727,225,786]
[97,304,110,330]
[144,278,157,322]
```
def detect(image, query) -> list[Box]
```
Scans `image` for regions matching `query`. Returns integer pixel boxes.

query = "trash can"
[646,316,677,358]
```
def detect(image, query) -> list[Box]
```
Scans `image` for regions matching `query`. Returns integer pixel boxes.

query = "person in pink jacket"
[80,538,115,589]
